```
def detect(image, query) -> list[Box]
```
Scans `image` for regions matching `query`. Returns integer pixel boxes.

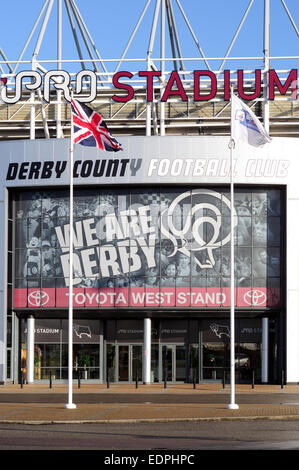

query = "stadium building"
[0,0,299,386]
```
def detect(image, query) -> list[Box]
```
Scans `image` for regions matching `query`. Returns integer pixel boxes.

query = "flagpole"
[227,85,239,410]
[65,88,76,409]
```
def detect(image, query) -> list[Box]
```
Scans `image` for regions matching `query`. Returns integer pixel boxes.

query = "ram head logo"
[160,189,238,270]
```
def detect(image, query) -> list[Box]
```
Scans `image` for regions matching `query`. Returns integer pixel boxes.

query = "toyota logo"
[243,289,267,306]
[28,290,49,307]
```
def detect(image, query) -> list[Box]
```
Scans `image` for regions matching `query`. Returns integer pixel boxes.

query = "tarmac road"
[1,420,299,450]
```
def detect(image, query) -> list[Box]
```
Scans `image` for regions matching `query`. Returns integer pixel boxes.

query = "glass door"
[189,344,199,383]
[110,344,143,382]
[162,345,173,381]
[106,344,116,382]
[132,345,142,382]
[161,345,187,382]
[175,345,186,382]
[151,344,159,382]
[118,345,129,381]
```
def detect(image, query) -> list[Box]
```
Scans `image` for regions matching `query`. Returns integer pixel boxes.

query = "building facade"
[1,134,298,384]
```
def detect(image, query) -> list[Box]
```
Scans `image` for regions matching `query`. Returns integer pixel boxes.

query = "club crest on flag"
[235,108,262,133]
[71,98,122,152]
[235,109,246,122]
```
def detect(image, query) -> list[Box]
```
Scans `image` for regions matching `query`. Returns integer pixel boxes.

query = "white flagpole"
[65,89,76,409]
[227,86,239,410]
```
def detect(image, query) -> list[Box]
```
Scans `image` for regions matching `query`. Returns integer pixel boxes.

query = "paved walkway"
[0,383,299,424]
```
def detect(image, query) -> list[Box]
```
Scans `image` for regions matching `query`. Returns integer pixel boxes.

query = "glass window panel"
[206,276,221,288]
[268,248,280,277]
[253,277,267,288]
[41,243,56,277]
[236,247,252,286]
[252,193,267,216]
[15,219,29,248]
[267,278,281,306]
[192,270,207,287]
[6,316,12,348]
[15,192,42,219]
[253,217,267,245]
[161,260,177,286]
[27,218,41,241]
[221,248,231,278]
[268,217,281,246]
[234,216,252,246]
[221,190,232,217]
[99,192,118,216]
[56,200,69,222]
[176,276,190,287]
[267,190,281,216]
[222,277,232,288]
[6,350,11,379]
[253,247,267,278]
[144,267,160,287]
[176,252,191,276]
[221,215,232,247]
[235,193,252,217]
[17,248,41,279]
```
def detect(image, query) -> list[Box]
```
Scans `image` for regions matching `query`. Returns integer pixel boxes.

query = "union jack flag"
[71,98,122,151]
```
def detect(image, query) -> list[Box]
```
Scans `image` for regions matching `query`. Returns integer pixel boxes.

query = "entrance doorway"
[161,344,186,382]
[106,344,142,382]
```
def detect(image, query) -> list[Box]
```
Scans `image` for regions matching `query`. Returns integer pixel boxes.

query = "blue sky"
[1,0,299,74]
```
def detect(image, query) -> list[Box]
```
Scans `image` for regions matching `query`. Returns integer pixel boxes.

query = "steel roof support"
[281,0,299,39]
[12,0,50,76]
[2,0,52,139]
[0,49,13,75]
[68,0,100,75]
[64,0,86,70]
[263,0,270,133]
[166,0,186,77]
[56,0,63,138]
[160,0,166,136]
[69,0,108,79]
[148,0,161,65]
[12,0,110,139]
[147,0,161,136]
[31,0,55,139]
[37,89,50,139]
[114,0,152,74]
[166,0,178,71]
[216,0,255,77]
[175,0,211,71]
[112,0,211,135]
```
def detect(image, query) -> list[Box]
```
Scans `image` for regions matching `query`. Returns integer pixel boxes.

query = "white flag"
[231,93,271,147]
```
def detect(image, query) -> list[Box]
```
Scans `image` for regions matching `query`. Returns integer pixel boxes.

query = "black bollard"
[281,370,284,389]
[20,370,23,389]
[49,370,52,389]
[222,370,225,389]
[193,371,196,390]
[78,371,81,389]
[136,371,138,389]
[252,369,255,389]
[164,369,167,389]
[107,370,110,389]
